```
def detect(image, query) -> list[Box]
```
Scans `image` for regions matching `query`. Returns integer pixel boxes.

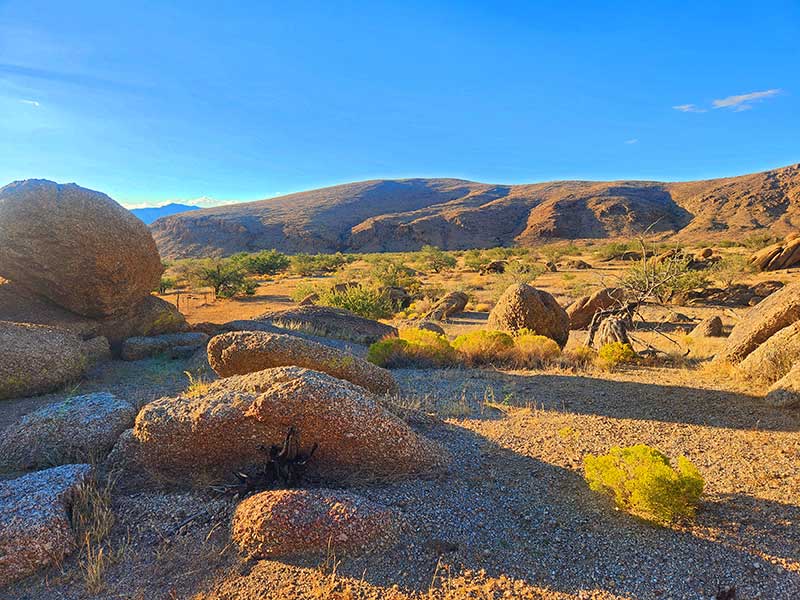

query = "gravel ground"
[3,359,799,599]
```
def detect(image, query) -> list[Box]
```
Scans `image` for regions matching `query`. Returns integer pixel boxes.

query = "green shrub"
[453,330,514,365]
[622,254,709,303]
[596,342,637,370]
[367,328,457,368]
[187,258,257,299]
[512,334,561,367]
[156,277,177,294]
[232,249,290,275]
[593,241,634,261]
[742,232,778,250]
[367,257,420,289]
[416,245,457,273]
[584,444,704,524]
[710,254,755,287]
[290,252,351,276]
[316,286,395,320]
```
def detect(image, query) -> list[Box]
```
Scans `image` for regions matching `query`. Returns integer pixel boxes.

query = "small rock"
[231,488,398,558]
[689,316,723,338]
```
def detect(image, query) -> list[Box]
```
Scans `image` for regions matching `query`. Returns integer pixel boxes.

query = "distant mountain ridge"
[150,164,800,259]
[131,203,200,224]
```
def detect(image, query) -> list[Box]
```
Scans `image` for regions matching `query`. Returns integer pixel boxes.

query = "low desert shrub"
[231,249,290,275]
[512,333,561,367]
[596,341,637,370]
[583,444,704,524]
[317,286,395,320]
[563,345,597,367]
[187,258,257,298]
[367,328,457,368]
[416,245,457,273]
[710,254,755,287]
[290,252,351,276]
[453,330,514,365]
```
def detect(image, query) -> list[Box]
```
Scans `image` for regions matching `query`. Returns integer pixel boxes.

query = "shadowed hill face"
[150,164,800,258]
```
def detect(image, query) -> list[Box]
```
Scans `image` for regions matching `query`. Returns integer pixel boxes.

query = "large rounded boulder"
[255,305,396,345]
[737,320,800,386]
[207,330,397,395]
[566,287,625,330]
[122,366,448,484]
[0,179,163,318]
[0,321,88,401]
[232,488,398,559]
[715,281,800,364]
[488,283,570,348]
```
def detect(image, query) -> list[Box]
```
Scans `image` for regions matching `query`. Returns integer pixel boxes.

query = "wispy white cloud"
[123,196,227,209]
[672,103,707,113]
[624,138,638,144]
[19,98,40,107]
[712,89,782,111]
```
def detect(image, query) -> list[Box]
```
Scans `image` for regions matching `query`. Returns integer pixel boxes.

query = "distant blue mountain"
[131,203,201,224]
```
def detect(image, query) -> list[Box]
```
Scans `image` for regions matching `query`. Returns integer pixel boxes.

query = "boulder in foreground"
[0,321,88,401]
[0,393,134,471]
[715,281,800,364]
[0,179,163,318]
[232,488,398,559]
[207,330,397,394]
[737,321,800,386]
[488,283,570,348]
[0,464,91,587]
[123,366,448,484]
[255,305,396,344]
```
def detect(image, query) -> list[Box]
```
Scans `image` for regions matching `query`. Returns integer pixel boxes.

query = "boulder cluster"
[750,233,800,271]
[715,281,800,408]
[0,179,190,399]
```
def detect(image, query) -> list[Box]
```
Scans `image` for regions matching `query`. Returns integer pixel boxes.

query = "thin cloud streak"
[712,89,782,111]
[19,99,40,107]
[624,138,638,144]
[672,104,707,113]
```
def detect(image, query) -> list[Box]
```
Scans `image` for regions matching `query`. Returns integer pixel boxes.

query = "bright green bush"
[596,342,637,370]
[584,444,704,524]
[513,334,561,366]
[366,337,411,367]
[416,245,457,273]
[367,328,457,368]
[317,286,395,320]
[187,258,257,299]
[232,249,290,275]
[453,330,514,365]
[290,252,352,276]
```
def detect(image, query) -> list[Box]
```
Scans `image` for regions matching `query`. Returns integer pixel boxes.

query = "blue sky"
[1,1,798,208]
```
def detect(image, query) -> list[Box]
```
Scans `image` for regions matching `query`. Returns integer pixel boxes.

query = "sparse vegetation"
[186,258,257,298]
[231,249,291,275]
[367,328,457,368]
[290,252,352,276]
[416,245,457,273]
[596,341,637,370]
[315,285,396,319]
[584,444,705,524]
[453,330,515,365]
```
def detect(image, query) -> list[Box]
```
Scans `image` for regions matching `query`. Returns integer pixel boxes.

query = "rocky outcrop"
[255,305,396,345]
[689,315,724,338]
[231,489,398,558]
[0,321,88,401]
[566,288,626,330]
[488,284,570,348]
[121,366,448,484]
[207,331,397,394]
[423,291,469,321]
[0,180,163,318]
[679,281,784,307]
[737,321,800,386]
[0,464,92,587]
[765,364,800,408]
[0,393,134,471]
[715,281,800,364]
[121,332,209,361]
[750,234,800,271]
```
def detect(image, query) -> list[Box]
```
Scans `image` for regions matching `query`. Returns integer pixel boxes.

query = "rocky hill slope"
[151,164,800,258]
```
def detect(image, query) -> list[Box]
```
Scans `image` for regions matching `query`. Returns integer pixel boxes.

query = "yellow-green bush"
[596,342,637,370]
[512,334,561,367]
[367,328,456,368]
[453,330,514,365]
[584,444,704,525]
[564,345,597,366]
